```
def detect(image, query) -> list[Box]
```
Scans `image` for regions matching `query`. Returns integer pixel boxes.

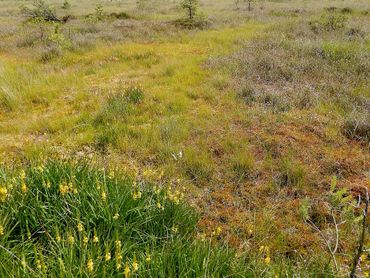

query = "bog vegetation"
[0,0,369,276]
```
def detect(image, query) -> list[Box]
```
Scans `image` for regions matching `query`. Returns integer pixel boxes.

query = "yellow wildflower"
[105,252,111,262]
[0,186,7,202]
[67,234,75,244]
[171,225,178,234]
[132,258,138,272]
[124,263,130,278]
[87,259,94,273]
[215,226,222,236]
[101,191,107,202]
[145,255,151,263]
[113,213,120,220]
[264,256,271,265]
[21,183,27,193]
[83,236,89,246]
[77,223,83,233]
[20,170,26,180]
[115,240,122,249]
[59,183,68,196]
[0,225,4,236]
[93,235,99,244]
[56,234,61,242]
[44,181,51,189]
[133,191,142,200]
[36,260,42,270]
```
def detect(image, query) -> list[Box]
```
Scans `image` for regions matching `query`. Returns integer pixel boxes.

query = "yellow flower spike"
[215,227,222,236]
[173,196,180,205]
[115,240,122,249]
[20,170,26,180]
[264,256,271,265]
[59,183,68,196]
[21,182,28,194]
[36,259,42,270]
[87,258,94,273]
[0,225,4,236]
[67,234,75,245]
[93,234,99,244]
[83,236,89,246]
[68,182,73,192]
[113,213,120,220]
[145,255,151,263]
[124,263,131,278]
[56,234,61,242]
[133,258,139,272]
[259,246,265,253]
[101,191,107,202]
[77,223,84,233]
[171,225,178,234]
[45,181,51,189]
[116,253,123,261]
[0,186,8,202]
[105,252,111,262]
[133,191,142,200]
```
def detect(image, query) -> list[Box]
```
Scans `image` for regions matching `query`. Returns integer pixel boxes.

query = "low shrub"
[172,17,210,30]
[109,12,132,20]
[309,13,347,33]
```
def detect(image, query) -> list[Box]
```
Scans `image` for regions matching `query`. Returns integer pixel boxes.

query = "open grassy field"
[0,0,369,276]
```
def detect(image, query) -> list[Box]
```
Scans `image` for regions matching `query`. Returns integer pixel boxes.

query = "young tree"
[181,0,199,20]
[244,0,255,11]
[62,0,71,10]
[21,0,60,22]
